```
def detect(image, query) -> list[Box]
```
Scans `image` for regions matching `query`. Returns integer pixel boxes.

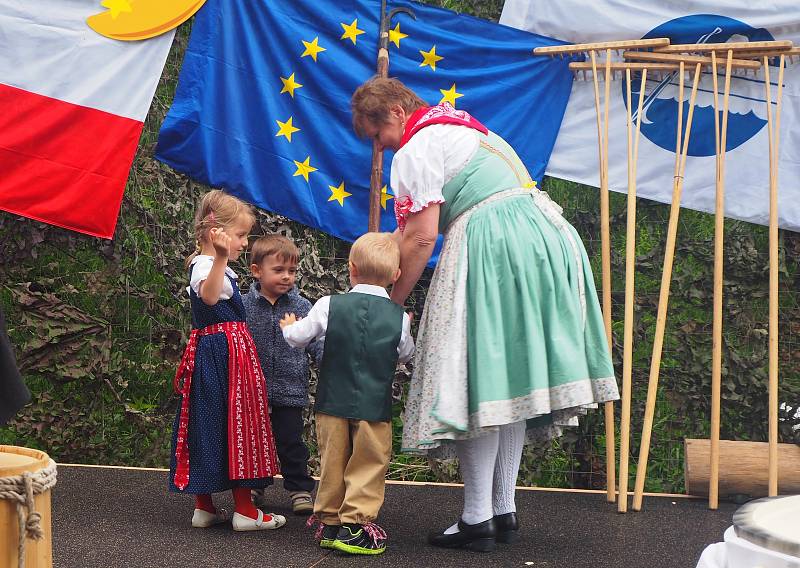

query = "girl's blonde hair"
[351,76,427,138]
[349,232,400,286]
[186,190,256,267]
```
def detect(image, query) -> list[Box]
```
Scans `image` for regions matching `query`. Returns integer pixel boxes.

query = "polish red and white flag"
[0,1,173,239]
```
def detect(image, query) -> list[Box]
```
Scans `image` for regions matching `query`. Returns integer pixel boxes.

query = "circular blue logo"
[622,15,773,157]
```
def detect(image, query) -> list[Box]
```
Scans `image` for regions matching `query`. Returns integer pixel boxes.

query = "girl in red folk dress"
[170,190,285,532]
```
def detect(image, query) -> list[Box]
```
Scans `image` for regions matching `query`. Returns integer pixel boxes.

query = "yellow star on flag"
[388,23,408,48]
[280,73,303,97]
[380,185,394,209]
[524,179,538,189]
[439,83,463,107]
[275,117,300,142]
[101,0,132,19]
[328,181,352,206]
[293,156,317,182]
[301,37,326,62]
[340,19,365,44]
[419,45,443,71]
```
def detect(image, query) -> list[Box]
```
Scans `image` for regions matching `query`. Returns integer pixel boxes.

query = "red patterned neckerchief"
[393,103,489,231]
[173,320,279,490]
[398,102,488,149]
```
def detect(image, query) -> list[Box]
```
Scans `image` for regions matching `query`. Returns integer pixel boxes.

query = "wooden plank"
[569,61,680,72]
[623,50,761,70]
[655,40,793,53]
[736,47,800,59]
[684,439,800,498]
[534,38,669,55]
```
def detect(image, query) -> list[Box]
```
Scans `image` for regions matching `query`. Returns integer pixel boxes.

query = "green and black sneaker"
[332,522,387,555]
[319,524,340,549]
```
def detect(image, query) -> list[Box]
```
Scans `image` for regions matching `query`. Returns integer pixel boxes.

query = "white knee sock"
[454,430,500,527]
[492,420,526,516]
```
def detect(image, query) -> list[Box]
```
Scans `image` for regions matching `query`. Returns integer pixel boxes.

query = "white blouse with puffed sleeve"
[390,124,479,231]
[186,255,237,300]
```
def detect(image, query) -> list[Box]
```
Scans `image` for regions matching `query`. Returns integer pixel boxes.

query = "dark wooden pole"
[367,3,414,232]
[367,49,389,232]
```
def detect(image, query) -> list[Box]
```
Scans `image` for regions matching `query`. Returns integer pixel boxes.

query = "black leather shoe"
[428,518,496,552]
[494,512,519,544]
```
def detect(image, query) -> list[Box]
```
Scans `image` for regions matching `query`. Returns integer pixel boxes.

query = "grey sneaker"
[290,491,314,515]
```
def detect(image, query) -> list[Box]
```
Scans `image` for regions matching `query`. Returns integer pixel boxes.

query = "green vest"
[317,292,404,422]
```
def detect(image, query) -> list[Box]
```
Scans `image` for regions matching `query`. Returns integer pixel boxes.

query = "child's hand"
[407,311,414,325]
[280,313,298,329]
[209,227,231,258]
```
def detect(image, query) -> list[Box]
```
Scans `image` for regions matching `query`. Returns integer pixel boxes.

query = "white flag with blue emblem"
[500,1,800,232]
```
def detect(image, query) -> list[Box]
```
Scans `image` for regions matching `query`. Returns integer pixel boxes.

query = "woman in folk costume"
[351,77,619,552]
[169,190,285,532]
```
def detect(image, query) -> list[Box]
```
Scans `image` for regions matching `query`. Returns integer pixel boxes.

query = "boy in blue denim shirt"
[243,235,320,514]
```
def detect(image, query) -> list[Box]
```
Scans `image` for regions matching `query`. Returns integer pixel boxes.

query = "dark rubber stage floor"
[52,465,736,567]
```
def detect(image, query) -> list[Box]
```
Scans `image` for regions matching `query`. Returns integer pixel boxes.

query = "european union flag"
[155,0,575,241]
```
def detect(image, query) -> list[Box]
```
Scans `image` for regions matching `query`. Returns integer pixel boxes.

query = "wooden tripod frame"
[632,62,703,511]
[538,38,676,507]
[627,44,788,510]
[538,37,789,511]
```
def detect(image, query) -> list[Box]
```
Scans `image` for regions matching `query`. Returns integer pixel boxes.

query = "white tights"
[444,420,526,533]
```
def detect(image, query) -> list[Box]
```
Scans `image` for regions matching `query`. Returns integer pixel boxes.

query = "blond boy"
[280,232,414,555]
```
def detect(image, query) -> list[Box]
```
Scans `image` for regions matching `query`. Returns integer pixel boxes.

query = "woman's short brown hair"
[351,76,427,137]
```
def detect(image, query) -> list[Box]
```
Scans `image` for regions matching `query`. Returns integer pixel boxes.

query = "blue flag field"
[156,0,575,242]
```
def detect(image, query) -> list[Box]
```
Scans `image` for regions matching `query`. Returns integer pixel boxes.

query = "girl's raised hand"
[209,227,231,258]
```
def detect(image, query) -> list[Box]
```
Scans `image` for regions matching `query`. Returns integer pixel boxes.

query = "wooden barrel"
[0,445,54,568]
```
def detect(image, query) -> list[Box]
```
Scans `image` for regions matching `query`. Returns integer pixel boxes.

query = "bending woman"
[351,77,619,552]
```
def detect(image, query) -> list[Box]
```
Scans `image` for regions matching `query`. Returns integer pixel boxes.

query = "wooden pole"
[623,50,761,70]
[601,51,615,506]
[571,62,681,73]
[367,0,390,233]
[654,40,793,54]
[618,67,647,513]
[367,4,415,232]
[590,49,617,504]
[763,54,785,497]
[535,38,670,56]
[632,63,703,511]
[367,46,388,232]
[709,49,733,510]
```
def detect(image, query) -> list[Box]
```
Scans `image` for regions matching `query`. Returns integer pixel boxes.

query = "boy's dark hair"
[251,234,299,266]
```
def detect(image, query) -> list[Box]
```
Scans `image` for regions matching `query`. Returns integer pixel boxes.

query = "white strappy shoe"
[232,509,286,531]
[191,508,230,528]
